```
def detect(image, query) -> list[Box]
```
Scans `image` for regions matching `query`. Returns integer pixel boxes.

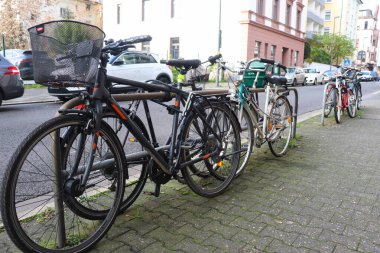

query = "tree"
[0,0,49,49]
[306,34,355,65]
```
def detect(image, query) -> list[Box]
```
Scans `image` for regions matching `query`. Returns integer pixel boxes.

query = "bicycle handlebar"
[256,58,287,71]
[208,54,222,65]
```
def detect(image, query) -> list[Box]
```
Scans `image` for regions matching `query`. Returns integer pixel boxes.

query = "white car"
[107,51,173,83]
[304,68,324,85]
[285,67,306,86]
[48,50,173,101]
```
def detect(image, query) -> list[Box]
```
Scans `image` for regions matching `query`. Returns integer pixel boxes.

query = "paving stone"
[176,224,213,243]
[146,227,186,248]
[259,226,299,245]
[172,238,217,253]
[308,218,346,235]
[318,230,358,250]
[231,231,273,250]
[333,244,359,253]
[267,239,309,253]
[202,233,244,252]
[292,234,335,252]
[203,220,240,239]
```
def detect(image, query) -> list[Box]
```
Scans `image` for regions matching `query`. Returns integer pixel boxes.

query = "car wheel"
[302,79,306,86]
[292,79,297,86]
[157,76,171,84]
[0,91,3,106]
[314,79,317,85]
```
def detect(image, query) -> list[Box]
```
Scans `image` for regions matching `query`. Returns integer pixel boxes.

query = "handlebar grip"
[208,54,222,64]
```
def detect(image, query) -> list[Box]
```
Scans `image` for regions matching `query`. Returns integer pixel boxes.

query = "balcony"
[313,0,325,6]
[307,11,324,26]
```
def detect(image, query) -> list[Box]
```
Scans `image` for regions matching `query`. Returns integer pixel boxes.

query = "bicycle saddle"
[265,75,287,86]
[166,59,201,69]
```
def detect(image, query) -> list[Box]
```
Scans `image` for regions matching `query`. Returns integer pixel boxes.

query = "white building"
[355,8,378,69]
[103,0,308,65]
[306,0,325,38]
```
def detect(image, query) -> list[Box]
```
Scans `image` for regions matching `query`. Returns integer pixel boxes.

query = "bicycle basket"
[28,20,105,87]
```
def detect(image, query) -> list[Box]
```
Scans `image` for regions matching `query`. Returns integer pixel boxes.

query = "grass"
[288,133,303,149]
[24,83,45,89]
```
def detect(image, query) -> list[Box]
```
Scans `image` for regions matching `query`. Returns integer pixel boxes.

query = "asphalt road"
[1,82,380,180]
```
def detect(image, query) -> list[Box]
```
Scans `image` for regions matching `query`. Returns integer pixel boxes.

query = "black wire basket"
[28,20,105,87]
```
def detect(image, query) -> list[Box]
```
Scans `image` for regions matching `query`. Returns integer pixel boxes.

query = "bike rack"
[249,87,299,138]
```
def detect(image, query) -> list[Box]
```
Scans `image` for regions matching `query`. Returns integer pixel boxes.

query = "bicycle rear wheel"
[101,110,150,213]
[267,96,293,157]
[180,101,241,197]
[1,115,125,253]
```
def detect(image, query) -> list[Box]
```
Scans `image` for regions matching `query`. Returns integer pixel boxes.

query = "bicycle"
[330,74,358,124]
[220,58,293,163]
[1,20,241,253]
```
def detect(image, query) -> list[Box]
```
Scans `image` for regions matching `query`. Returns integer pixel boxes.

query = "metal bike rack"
[249,87,299,138]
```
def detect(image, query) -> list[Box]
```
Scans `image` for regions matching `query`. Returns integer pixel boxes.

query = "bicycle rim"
[1,115,124,253]
[347,89,357,118]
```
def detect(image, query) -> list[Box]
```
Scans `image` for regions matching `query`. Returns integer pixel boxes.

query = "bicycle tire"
[347,89,357,118]
[100,111,150,213]
[333,88,341,124]
[267,96,293,157]
[1,115,125,253]
[180,101,241,197]
[229,101,255,177]
[356,83,362,110]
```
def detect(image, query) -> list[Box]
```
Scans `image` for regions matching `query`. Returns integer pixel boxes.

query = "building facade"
[323,0,362,39]
[103,0,308,66]
[355,8,379,69]
[306,0,325,39]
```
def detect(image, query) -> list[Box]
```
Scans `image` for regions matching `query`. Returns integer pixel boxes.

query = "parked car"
[322,70,339,83]
[303,68,324,85]
[358,71,373,82]
[48,50,173,101]
[285,67,306,86]
[0,54,24,106]
[370,71,379,81]
[3,49,33,80]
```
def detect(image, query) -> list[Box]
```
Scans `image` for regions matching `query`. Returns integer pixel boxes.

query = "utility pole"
[330,16,340,71]
[216,0,222,87]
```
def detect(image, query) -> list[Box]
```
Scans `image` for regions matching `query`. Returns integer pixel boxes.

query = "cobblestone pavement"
[1,93,380,252]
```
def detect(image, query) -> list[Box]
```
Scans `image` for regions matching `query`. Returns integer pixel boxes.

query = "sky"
[361,0,380,12]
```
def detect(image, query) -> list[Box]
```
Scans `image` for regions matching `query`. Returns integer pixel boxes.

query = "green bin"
[243,59,282,88]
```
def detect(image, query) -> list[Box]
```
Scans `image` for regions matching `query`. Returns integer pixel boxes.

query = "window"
[357,51,366,61]
[137,53,156,64]
[296,10,301,30]
[324,27,330,34]
[264,43,268,59]
[258,0,264,15]
[364,21,368,29]
[142,0,150,21]
[273,0,279,20]
[142,41,150,52]
[117,4,121,24]
[116,53,138,65]
[270,45,276,60]
[286,4,291,26]
[254,41,261,58]
[294,51,299,66]
[170,37,180,59]
[60,8,70,18]
[325,10,331,21]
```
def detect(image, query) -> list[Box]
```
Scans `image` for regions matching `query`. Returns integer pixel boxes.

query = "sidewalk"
[1,92,380,252]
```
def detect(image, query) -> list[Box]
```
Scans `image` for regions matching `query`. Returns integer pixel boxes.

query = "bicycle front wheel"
[1,115,125,253]
[230,101,255,177]
[333,88,341,124]
[180,102,241,197]
[347,89,357,118]
[267,96,293,157]
[324,86,335,117]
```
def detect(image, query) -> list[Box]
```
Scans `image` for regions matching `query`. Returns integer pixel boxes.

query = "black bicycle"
[1,20,241,253]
